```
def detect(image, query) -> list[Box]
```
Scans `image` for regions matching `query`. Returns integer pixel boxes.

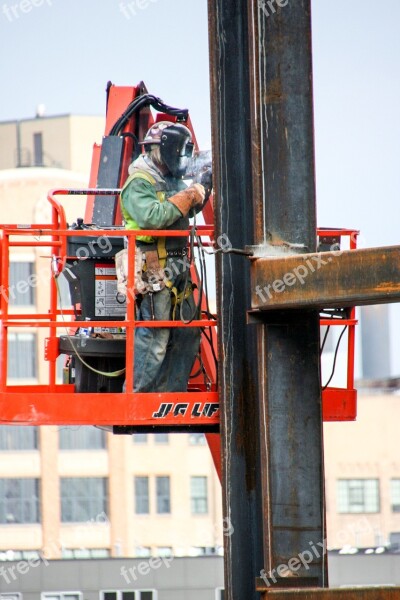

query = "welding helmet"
[141,121,194,178]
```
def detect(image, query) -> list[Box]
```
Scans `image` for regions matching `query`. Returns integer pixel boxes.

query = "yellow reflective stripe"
[121,171,167,249]
[122,170,157,190]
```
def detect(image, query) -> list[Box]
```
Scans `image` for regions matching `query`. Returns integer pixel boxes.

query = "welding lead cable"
[110,95,188,137]
[320,325,331,355]
[194,233,220,381]
[178,218,204,325]
[322,326,348,390]
[54,274,125,378]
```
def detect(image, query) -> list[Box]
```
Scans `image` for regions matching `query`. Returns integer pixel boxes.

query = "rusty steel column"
[208,1,264,599]
[248,0,326,587]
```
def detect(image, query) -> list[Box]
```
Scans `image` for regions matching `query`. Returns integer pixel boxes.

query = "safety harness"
[120,170,194,314]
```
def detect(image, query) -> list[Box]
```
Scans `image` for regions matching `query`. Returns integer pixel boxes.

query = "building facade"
[0,115,104,175]
[0,425,223,561]
[324,391,400,550]
[0,158,224,562]
[1,554,400,599]
[0,114,399,569]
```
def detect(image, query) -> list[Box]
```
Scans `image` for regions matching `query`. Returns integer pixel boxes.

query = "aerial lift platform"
[1,1,400,599]
[0,85,357,451]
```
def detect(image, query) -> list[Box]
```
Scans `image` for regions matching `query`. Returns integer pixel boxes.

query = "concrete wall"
[1,555,400,598]
[0,557,224,600]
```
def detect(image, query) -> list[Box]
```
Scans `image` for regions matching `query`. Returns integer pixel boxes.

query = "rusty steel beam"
[250,246,400,311]
[248,0,327,588]
[256,587,400,599]
[208,1,264,599]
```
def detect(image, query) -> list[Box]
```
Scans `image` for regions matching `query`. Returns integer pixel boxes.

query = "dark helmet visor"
[160,124,193,178]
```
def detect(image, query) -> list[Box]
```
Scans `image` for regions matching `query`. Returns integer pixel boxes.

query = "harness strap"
[123,171,194,304]
[126,170,168,268]
[165,281,194,319]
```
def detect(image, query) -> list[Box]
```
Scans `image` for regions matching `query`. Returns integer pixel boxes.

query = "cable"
[195,232,218,386]
[169,217,218,385]
[196,241,254,257]
[195,232,219,378]
[120,132,140,159]
[54,273,125,378]
[201,326,218,387]
[320,325,331,355]
[109,94,189,137]
[178,216,203,325]
[322,326,347,390]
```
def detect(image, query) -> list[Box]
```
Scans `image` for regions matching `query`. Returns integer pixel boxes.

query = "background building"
[1,554,400,599]
[0,114,399,570]
[0,114,105,175]
[0,425,222,561]
[324,392,400,550]
[0,116,224,561]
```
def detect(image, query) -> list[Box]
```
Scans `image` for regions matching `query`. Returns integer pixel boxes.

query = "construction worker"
[120,121,205,392]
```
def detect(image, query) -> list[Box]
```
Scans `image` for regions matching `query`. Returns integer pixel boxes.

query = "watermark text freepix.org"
[0,235,113,304]
[260,538,326,586]
[0,511,109,585]
[259,517,374,585]
[2,0,53,22]
[259,0,289,18]
[119,0,160,20]
[121,555,173,585]
[255,249,339,304]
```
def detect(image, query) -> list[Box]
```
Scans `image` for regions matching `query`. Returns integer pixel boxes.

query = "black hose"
[109,94,188,137]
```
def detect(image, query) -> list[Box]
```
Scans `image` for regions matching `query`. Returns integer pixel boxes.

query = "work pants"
[132,257,200,392]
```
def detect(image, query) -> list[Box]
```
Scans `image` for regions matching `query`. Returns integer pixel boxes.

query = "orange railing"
[0,190,359,429]
[0,189,218,429]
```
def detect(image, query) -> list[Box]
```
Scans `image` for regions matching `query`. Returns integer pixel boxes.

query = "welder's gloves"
[169,183,205,217]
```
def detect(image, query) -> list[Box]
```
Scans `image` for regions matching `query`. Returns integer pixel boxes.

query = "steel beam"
[208,1,264,599]
[247,0,327,588]
[256,587,400,599]
[250,246,400,310]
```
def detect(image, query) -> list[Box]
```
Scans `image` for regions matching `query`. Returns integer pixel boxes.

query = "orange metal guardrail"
[0,190,358,430]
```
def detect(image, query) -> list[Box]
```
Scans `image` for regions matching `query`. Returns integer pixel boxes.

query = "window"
[188,433,206,446]
[189,546,216,556]
[134,477,149,514]
[215,589,225,600]
[0,550,40,561]
[9,262,35,306]
[8,333,37,379]
[132,434,148,444]
[191,476,208,514]
[0,426,38,450]
[155,547,172,557]
[59,426,106,450]
[0,594,22,600]
[337,479,380,513]
[41,594,81,600]
[391,479,400,512]
[101,593,155,600]
[154,433,169,444]
[390,532,400,548]
[156,476,170,514]
[134,546,151,557]
[61,478,107,523]
[33,132,43,167]
[0,478,40,524]
[61,548,109,559]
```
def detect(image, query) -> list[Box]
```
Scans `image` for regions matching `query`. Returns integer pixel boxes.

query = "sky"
[1,0,400,375]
